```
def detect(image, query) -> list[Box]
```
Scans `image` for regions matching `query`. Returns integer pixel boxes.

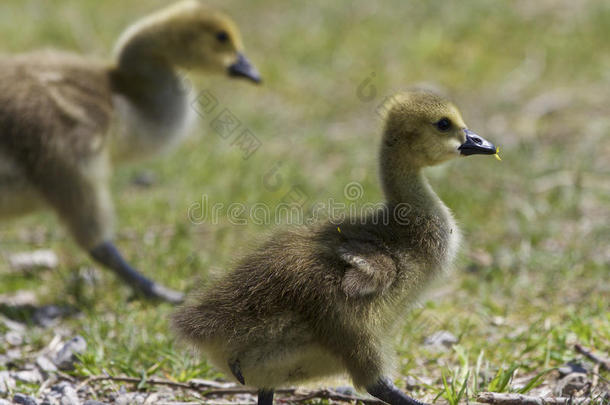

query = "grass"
[1,0,609,403]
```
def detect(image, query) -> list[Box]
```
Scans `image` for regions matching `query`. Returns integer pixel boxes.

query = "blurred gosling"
[0,0,261,304]
[173,91,498,404]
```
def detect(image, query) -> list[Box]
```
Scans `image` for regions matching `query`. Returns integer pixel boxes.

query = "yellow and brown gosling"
[173,91,498,404]
[0,0,261,304]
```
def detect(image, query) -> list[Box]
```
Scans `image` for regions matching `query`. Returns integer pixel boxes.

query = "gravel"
[1,307,607,405]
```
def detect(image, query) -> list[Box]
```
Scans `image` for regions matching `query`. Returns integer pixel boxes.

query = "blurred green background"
[0,0,608,402]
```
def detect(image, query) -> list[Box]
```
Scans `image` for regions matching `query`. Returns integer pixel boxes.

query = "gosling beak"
[458,129,497,156]
[228,52,262,84]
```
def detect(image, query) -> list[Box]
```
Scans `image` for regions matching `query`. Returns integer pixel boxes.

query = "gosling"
[0,1,261,303]
[172,91,498,404]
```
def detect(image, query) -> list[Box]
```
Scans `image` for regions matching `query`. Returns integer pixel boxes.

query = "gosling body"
[0,0,261,303]
[173,91,497,404]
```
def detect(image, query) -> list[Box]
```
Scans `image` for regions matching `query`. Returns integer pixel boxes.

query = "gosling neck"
[111,36,189,132]
[379,147,445,218]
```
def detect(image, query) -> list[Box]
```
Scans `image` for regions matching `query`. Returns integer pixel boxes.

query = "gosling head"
[115,0,261,83]
[381,91,496,168]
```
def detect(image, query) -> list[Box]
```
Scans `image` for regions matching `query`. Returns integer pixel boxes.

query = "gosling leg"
[257,389,274,405]
[30,157,183,304]
[367,377,427,405]
[90,241,184,304]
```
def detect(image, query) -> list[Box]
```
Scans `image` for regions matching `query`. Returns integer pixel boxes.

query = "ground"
[0,0,608,404]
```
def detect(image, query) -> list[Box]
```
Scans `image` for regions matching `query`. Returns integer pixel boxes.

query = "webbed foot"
[367,377,427,405]
[90,241,184,304]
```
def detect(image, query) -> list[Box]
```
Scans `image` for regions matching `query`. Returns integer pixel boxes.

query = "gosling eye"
[216,31,229,43]
[435,118,452,132]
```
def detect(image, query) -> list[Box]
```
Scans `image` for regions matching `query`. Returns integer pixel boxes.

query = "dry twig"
[575,344,610,372]
[75,374,383,403]
[476,392,596,404]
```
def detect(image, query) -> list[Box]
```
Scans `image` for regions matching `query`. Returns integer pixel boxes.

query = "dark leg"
[29,157,184,305]
[257,389,274,405]
[90,241,184,304]
[229,359,245,385]
[367,377,427,405]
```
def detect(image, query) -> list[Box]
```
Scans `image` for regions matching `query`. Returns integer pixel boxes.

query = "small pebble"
[405,375,420,390]
[7,348,23,360]
[37,355,58,373]
[423,330,458,350]
[14,369,43,384]
[0,370,16,394]
[5,330,24,346]
[41,397,60,405]
[60,385,80,405]
[13,394,39,405]
[9,250,58,272]
[52,382,71,393]
[491,316,506,326]
[114,393,145,405]
[0,315,26,332]
[53,336,87,370]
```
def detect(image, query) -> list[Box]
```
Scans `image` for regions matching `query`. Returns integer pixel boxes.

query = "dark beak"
[228,52,261,84]
[458,129,497,156]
